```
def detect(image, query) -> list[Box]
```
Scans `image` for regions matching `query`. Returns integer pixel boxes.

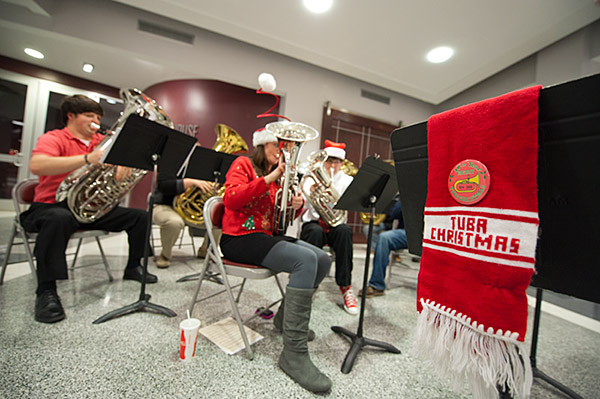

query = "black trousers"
[300,221,353,287]
[20,201,149,284]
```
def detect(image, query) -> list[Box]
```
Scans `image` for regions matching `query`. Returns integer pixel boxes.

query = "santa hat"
[324,139,346,160]
[252,72,291,148]
[252,127,278,147]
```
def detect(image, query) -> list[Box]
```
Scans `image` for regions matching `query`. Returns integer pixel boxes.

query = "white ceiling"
[2,0,600,104]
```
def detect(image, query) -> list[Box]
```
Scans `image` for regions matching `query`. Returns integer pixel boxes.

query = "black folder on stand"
[179,145,238,183]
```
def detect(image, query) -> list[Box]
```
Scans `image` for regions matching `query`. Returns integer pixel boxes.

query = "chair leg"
[188,255,212,314]
[219,268,254,360]
[20,230,37,284]
[95,236,113,282]
[274,275,285,297]
[0,224,18,285]
[386,253,393,288]
[188,226,197,256]
[235,279,247,303]
[71,238,84,270]
[209,239,254,359]
[177,227,185,249]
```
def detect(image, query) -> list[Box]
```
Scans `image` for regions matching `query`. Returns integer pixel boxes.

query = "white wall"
[4,0,598,154]
[2,0,435,157]
[436,19,600,112]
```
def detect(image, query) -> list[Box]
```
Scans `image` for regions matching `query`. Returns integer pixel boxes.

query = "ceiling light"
[24,48,44,59]
[426,46,454,63]
[303,0,333,14]
[82,63,94,73]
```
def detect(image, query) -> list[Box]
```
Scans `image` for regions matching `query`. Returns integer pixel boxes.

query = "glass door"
[0,71,40,211]
[0,69,122,211]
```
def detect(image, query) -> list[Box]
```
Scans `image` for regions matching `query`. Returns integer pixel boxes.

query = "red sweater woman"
[219,126,332,393]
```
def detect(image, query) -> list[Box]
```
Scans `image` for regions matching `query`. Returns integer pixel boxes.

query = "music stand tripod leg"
[528,288,584,399]
[332,200,401,374]
[93,160,177,324]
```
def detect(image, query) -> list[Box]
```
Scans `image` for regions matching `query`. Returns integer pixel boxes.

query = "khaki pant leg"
[152,204,184,259]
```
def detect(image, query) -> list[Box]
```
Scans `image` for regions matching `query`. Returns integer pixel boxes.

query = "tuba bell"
[56,88,173,223]
[268,121,319,235]
[172,123,248,226]
[300,150,347,227]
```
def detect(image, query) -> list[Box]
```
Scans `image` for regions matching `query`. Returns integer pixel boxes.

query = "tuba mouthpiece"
[90,122,108,135]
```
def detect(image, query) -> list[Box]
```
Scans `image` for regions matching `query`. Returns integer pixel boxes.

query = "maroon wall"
[128,79,280,209]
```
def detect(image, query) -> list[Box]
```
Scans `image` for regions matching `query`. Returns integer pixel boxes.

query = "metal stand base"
[529,288,583,399]
[93,161,176,324]
[332,201,401,374]
[331,326,401,374]
[176,271,223,284]
[93,294,176,324]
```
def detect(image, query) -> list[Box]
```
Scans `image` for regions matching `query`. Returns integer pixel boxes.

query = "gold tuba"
[300,150,347,227]
[269,121,319,235]
[172,123,248,226]
[56,88,173,223]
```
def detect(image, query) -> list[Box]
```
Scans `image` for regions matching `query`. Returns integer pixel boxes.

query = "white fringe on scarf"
[413,298,533,399]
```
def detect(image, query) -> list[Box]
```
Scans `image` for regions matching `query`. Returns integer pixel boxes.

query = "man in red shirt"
[20,95,155,324]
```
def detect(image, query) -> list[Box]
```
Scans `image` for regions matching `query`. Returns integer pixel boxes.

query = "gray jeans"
[261,240,331,289]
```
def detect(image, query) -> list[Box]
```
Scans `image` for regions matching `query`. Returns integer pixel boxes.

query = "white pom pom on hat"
[252,128,278,147]
[258,73,276,92]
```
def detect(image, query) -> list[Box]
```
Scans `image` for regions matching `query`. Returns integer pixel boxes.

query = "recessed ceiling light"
[24,48,44,59]
[82,63,94,73]
[426,46,454,63]
[303,0,333,14]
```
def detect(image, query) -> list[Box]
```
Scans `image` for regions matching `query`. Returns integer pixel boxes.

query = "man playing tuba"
[21,95,157,324]
[299,140,358,315]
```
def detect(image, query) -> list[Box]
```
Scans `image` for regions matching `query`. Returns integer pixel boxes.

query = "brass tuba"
[172,123,248,226]
[269,121,319,235]
[56,88,173,223]
[300,149,347,227]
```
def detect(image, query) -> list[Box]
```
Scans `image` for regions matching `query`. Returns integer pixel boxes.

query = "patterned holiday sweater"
[222,156,303,236]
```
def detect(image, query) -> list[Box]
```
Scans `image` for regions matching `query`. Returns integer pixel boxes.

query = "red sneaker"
[340,286,359,315]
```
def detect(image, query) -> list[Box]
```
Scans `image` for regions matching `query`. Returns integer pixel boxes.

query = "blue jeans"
[368,229,408,290]
[362,223,386,251]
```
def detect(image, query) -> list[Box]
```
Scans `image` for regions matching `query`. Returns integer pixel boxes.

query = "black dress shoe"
[35,290,65,323]
[123,265,158,284]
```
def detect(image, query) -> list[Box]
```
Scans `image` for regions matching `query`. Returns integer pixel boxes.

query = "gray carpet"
[0,249,598,399]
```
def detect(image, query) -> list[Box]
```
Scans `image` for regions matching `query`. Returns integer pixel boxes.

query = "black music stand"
[175,147,238,283]
[331,156,401,374]
[93,114,197,324]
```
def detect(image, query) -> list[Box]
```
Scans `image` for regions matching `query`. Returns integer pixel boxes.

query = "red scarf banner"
[414,85,542,398]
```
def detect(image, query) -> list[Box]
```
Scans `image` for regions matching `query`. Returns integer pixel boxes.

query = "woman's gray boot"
[278,286,332,393]
[273,297,316,341]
